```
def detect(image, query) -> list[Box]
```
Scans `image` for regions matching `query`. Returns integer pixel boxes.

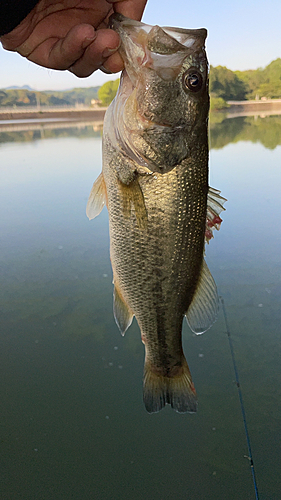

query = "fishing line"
[220,296,259,500]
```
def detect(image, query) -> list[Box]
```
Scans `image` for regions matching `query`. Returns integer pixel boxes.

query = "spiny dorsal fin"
[185,259,219,334]
[205,187,226,244]
[113,282,134,336]
[86,173,107,220]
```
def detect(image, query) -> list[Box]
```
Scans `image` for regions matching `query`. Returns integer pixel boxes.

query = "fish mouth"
[109,13,207,48]
[109,14,207,173]
[110,13,207,129]
[109,13,207,83]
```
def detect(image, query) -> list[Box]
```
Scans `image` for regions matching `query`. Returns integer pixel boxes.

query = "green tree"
[210,96,229,111]
[236,59,281,99]
[98,79,120,106]
[0,86,101,107]
[235,68,264,99]
[209,65,248,100]
[0,90,7,105]
[256,58,281,98]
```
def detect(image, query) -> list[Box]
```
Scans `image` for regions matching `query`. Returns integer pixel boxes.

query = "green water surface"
[1,115,281,499]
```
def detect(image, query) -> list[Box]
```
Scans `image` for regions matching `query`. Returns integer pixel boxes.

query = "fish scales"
[87,14,226,413]
[104,140,207,351]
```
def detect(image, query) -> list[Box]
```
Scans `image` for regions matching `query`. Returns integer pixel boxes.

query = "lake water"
[1,115,281,500]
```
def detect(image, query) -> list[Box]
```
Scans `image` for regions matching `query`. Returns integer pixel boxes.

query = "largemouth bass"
[87,14,225,413]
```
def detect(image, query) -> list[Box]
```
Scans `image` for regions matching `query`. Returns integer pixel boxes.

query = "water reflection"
[0,120,103,144]
[0,115,281,499]
[210,114,281,150]
[1,113,281,152]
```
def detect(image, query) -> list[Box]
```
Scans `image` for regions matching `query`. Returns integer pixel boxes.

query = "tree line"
[0,86,99,107]
[210,58,281,105]
[1,58,280,108]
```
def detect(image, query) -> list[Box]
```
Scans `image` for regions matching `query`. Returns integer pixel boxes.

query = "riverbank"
[226,98,281,116]
[0,107,106,122]
[1,99,281,123]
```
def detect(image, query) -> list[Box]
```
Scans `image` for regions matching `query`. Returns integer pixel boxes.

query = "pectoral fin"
[185,259,219,334]
[113,282,134,336]
[86,173,107,220]
[119,179,148,229]
[205,187,226,244]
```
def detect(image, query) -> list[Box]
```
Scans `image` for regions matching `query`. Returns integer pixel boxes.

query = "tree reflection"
[210,114,281,150]
[1,115,281,150]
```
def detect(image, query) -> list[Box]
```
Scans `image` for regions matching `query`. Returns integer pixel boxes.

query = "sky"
[0,0,280,91]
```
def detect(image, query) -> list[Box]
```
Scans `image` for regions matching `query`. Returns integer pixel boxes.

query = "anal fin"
[185,259,219,334]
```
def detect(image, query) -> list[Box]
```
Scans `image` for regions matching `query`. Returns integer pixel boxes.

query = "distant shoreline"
[1,99,281,124]
[226,98,281,115]
[0,107,107,123]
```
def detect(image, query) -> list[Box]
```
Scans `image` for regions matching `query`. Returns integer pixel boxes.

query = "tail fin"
[143,360,197,414]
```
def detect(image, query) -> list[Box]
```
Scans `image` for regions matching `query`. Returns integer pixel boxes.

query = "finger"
[23,24,120,76]
[101,51,124,74]
[68,28,121,77]
[107,0,147,20]
[21,24,97,69]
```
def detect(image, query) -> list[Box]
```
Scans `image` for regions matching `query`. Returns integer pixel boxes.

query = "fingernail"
[102,46,119,58]
[100,65,113,74]
[82,34,97,49]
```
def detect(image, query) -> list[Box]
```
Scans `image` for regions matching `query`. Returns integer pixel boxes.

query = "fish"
[87,14,226,413]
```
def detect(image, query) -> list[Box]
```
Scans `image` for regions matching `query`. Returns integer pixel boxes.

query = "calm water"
[1,116,281,500]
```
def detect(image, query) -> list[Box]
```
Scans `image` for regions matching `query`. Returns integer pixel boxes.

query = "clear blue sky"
[0,0,280,90]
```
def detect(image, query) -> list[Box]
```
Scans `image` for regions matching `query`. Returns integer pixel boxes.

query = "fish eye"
[183,69,203,93]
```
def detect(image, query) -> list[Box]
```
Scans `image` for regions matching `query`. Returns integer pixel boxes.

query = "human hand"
[0,0,147,77]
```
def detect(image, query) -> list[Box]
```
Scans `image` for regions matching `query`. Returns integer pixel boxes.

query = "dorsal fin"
[205,187,226,243]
